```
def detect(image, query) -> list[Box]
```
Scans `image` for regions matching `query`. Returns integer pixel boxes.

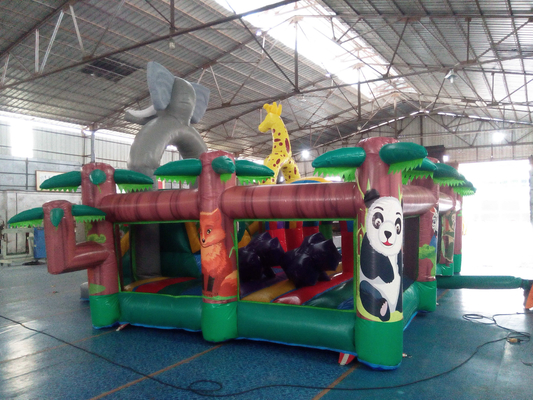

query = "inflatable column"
[302,221,320,237]
[437,185,456,276]
[355,137,404,369]
[81,163,120,327]
[198,151,238,342]
[453,198,463,274]
[319,220,333,239]
[285,221,304,250]
[339,221,354,272]
[410,173,439,312]
[266,221,288,251]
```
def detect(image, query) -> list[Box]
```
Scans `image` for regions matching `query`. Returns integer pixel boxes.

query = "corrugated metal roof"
[1,0,533,161]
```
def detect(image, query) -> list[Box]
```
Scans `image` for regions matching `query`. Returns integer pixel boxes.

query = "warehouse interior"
[1,1,533,399]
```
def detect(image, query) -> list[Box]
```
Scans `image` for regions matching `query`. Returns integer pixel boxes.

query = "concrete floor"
[1,257,531,399]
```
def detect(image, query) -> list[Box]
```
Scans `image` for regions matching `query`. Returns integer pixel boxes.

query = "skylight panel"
[215,0,415,99]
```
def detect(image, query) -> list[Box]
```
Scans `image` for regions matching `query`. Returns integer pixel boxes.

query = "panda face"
[366,196,403,257]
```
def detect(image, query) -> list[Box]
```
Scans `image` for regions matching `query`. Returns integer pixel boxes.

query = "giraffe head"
[258,102,283,133]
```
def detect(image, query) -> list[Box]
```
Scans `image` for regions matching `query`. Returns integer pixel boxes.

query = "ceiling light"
[493,131,505,143]
[256,29,263,36]
[445,69,457,84]
[168,38,176,50]
[302,150,310,159]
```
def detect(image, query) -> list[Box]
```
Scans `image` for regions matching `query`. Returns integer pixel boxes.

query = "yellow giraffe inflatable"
[258,102,301,184]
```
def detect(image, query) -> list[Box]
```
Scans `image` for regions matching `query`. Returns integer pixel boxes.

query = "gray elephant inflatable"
[126,61,209,177]
[125,62,209,280]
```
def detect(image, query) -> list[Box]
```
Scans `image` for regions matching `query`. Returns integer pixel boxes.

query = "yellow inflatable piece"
[120,231,130,257]
[292,177,329,183]
[242,280,296,303]
[247,221,260,236]
[123,277,167,292]
[241,265,344,303]
[238,230,251,248]
[185,221,201,253]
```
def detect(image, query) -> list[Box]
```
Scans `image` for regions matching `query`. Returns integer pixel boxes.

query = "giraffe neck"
[270,119,291,155]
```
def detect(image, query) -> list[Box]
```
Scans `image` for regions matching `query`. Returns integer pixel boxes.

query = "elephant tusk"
[125,105,157,125]
[126,104,156,120]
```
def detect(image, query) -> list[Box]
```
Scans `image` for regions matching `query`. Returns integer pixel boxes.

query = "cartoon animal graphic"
[430,206,438,249]
[126,61,209,178]
[359,190,403,322]
[199,208,234,297]
[125,62,209,281]
[258,102,301,184]
[440,210,456,264]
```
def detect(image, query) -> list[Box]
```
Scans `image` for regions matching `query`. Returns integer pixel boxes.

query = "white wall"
[1,119,180,193]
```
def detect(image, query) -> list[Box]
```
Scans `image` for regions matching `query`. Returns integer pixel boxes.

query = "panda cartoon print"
[359,189,403,322]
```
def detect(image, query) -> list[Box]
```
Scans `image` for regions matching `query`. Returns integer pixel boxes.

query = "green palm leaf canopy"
[379,142,428,174]
[8,205,106,228]
[433,163,466,186]
[402,158,437,183]
[235,160,275,184]
[8,207,45,228]
[155,159,202,186]
[453,180,477,196]
[114,169,153,192]
[39,171,81,192]
[312,147,366,182]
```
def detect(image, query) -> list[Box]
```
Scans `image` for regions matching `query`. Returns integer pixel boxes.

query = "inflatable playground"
[9,62,533,370]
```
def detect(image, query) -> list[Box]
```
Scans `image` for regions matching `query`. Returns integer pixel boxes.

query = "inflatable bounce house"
[9,62,533,370]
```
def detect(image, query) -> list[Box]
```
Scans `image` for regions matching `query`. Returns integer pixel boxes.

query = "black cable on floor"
[462,312,531,344]
[0,312,530,398]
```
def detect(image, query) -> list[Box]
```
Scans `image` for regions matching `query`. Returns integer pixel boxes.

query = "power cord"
[462,312,531,344]
[0,311,531,397]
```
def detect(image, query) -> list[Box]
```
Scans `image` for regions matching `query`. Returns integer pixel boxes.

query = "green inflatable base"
[119,292,202,330]
[403,280,437,327]
[90,293,119,328]
[355,318,403,369]
[202,301,238,342]
[417,280,437,312]
[437,275,525,290]
[238,302,356,353]
[437,263,454,276]
[453,254,462,274]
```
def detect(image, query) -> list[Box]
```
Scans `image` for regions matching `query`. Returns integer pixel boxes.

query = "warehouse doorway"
[458,160,532,277]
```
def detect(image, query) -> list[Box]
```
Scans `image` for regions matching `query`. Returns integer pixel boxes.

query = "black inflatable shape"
[247,231,284,268]
[281,251,319,288]
[238,232,284,282]
[238,249,262,281]
[281,232,342,288]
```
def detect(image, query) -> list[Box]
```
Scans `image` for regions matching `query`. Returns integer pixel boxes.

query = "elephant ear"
[190,83,210,124]
[147,61,175,111]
